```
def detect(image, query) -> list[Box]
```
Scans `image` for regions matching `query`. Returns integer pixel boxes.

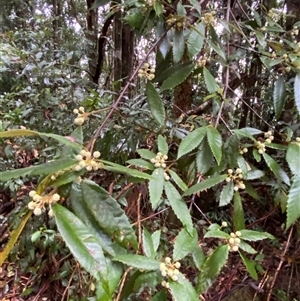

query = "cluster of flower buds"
[28,190,60,217]
[73,107,87,126]
[228,231,241,252]
[226,168,245,191]
[160,257,181,288]
[264,131,274,144]
[138,63,155,80]
[267,8,281,20]
[166,14,186,30]
[239,147,248,155]
[255,131,274,154]
[197,56,211,67]
[290,26,299,39]
[74,150,103,172]
[150,152,170,180]
[201,11,216,26]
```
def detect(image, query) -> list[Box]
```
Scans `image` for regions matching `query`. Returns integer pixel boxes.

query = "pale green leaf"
[262,152,290,186]
[273,76,286,119]
[152,230,161,253]
[204,230,230,239]
[239,251,258,280]
[192,246,206,270]
[294,73,300,114]
[142,228,155,258]
[203,67,218,93]
[219,181,234,206]
[149,168,165,209]
[153,0,163,16]
[161,63,194,91]
[197,245,229,293]
[157,135,168,155]
[173,228,198,261]
[137,149,156,160]
[286,176,300,228]
[173,29,185,63]
[184,175,228,196]
[168,170,188,191]
[239,229,275,241]
[238,241,257,254]
[113,254,160,270]
[233,192,245,230]
[207,126,222,165]
[286,143,300,176]
[187,22,205,57]
[146,81,165,126]
[164,181,193,232]
[126,159,154,170]
[177,127,207,159]
[169,274,199,301]
[247,170,265,180]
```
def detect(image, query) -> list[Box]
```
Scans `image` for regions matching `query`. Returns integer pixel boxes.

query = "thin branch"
[87,32,167,152]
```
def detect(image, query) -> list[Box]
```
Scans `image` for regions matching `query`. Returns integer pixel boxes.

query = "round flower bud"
[239,183,246,190]
[51,175,56,181]
[232,245,239,252]
[52,193,60,202]
[160,262,166,271]
[227,169,233,174]
[163,155,168,160]
[172,275,178,281]
[150,68,155,73]
[243,148,248,153]
[33,207,42,216]
[234,186,239,191]
[234,238,241,244]
[93,151,101,158]
[86,165,93,171]
[230,232,236,238]
[174,262,181,269]
[222,221,228,227]
[144,63,150,69]
[236,168,242,174]
[235,231,241,237]
[73,108,79,114]
[229,238,235,244]
[161,270,167,277]
[28,201,36,210]
[167,269,174,277]
[258,149,264,154]
[165,257,171,264]
[161,280,167,287]
[74,117,84,125]
[29,190,37,197]
[173,269,180,275]
[33,194,41,202]
[48,209,54,217]
[161,163,166,168]
[165,282,170,289]
[79,160,86,168]
[150,158,156,163]
[296,137,300,142]
[76,154,83,161]
[265,138,271,144]
[226,177,231,182]
[78,106,85,113]
[74,165,82,171]
[155,162,161,168]
[164,175,170,181]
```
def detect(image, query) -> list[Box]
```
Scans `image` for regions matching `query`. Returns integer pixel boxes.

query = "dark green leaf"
[173,29,185,63]
[273,76,286,119]
[164,181,193,232]
[168,170,188,191]
[295,73,300,114]
[239,229,275,241]
[149,168,165,209]
[207,126,222,165]
[286,176,300,228]
[233,192,245,230]
[113,254,160,270]
[239,251,258,280]
[188,22,205,57]
[158,135,168,155]
[239,241,257,254]
[177,127,207,159]
[173,228,198,261]
[219,181,234,206]
[286,143,300,176]
[196,138,213,174]
[203,67,218,93]
[197,245,229,293]
[146,81,165,126]
[184,175,227,196]
[169,274,199,301]
[192,246,206,270]
[137,149,156,160]
[204,230,231,239]
[143,228,155,258]
[126,159,154,170]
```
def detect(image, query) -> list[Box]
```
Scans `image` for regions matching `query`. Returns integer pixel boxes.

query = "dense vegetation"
[1,0,300,300]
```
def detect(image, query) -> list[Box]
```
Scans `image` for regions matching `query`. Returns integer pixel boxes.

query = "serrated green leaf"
[207,40,226,61]
[234,192,245,230]
[247,170,265,180]
[239,251,258,280]
[286,176,300,228]
[192,246,206,270]
[152,230,161,253]
[149,168,165,209]
[239,229,275,241]
[133,271,161,293]
[238,240,257,254]
[294,73,300,114]
[204,230,231,239]
[169,274,199,301]
[153,0,163,16]
[237,155,249,179]
[158,135,168,155]
[197,245,229,293]
[146,81,165,126]
[226,134,240,167]
[168,170,188,191]
[184,174,228,196]
[207,126,222,165]
[196,138,213,174]
[53,204,107,281]
[164,181,193,232]
[150,290,168,301]
[188,22,205,57]
[137,149,156,160]
[113,254,160,270]
[173,29,185,63]
[142,228,155,258]
[286,143,300,176]
[161,63,194,91]
[102,160,153,180]
[273,76,286,119]
[244,182,260,200]
[173,228,198,261]
[203,67,218,93]
[219,181,234,206]
[0,158,78,181]
[262,152,290,186]
[177,127,207,159]
[80,180,138,250]
[126,159,154,170]
[233,128,259,140]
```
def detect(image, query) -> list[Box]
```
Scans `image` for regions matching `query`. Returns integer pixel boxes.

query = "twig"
[87,32,167,152]
[114,267,133,301]
[266,226,294,301]
[137,192,142,253]
[131,208,168,226]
